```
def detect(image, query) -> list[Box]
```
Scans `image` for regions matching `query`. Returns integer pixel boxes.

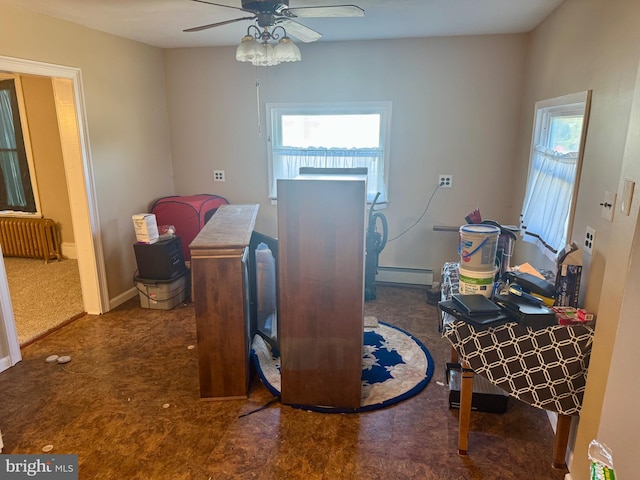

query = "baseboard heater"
[375,266,433,286]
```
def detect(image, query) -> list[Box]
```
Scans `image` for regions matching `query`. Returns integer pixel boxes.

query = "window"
[0,76,37,213]
[520,91,591,261]
[267,102,392,202]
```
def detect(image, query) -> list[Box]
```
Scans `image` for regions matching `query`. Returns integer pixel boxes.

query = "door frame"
[0,55,107,371]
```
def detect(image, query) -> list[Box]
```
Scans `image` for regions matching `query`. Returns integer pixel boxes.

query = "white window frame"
[520,90,591,261]
[266,101,392,203]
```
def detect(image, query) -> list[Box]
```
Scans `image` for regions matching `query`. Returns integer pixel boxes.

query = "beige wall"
[20,74,75,247]
[594,59,640,480]
[513,0,640,478]
[164,34,528,274]
[0,3,175,298]
[514,0,640,313]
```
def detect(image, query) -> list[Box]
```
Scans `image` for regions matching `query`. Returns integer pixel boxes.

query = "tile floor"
[0,286,569,479]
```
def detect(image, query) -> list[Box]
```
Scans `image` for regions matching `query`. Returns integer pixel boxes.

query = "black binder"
[439,299,513,328]
[452,294,502,316]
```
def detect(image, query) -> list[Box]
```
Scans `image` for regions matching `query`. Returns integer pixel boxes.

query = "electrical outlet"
[584,226,596,255]
[213,170,225,182]
[439,174,452,188]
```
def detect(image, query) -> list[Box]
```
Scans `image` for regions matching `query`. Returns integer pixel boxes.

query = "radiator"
[0,217,62,263]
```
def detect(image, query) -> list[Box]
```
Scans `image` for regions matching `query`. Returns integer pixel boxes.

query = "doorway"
[0,55,108,372]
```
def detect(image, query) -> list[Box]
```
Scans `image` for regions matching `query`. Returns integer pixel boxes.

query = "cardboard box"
[577,308,594,322]
[446,363,508,414]
[132,213,159,244]
[555,243,582,307]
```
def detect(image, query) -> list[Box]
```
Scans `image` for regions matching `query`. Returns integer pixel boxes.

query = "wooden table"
[440,262,593,469]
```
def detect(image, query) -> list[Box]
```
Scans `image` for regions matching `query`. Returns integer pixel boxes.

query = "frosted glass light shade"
[252,43,278,66]
[236,35,262,62]
[236,31,302,66]
[274,37,302,63]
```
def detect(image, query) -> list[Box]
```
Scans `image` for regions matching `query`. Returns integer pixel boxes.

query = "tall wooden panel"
[190,204,258,399]
[277,175,366,409]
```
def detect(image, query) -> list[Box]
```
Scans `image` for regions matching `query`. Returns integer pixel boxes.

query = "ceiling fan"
[184,0,365,43]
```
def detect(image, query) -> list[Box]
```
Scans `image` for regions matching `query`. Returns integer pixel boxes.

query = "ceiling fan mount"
[242,0,291,16]
[184,0,364,43]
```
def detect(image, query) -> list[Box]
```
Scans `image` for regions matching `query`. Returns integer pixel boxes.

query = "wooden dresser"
[277,174,366,409]
[190,204,258,400]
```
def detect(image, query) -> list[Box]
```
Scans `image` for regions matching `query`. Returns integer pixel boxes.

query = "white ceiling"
[0,0,564,48]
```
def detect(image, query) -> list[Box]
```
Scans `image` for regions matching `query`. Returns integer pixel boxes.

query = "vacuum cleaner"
[365,193,388,301]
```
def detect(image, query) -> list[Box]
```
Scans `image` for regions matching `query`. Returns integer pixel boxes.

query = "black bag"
[493,293,556,329]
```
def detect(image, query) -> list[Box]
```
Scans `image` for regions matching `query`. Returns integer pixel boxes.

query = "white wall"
[514,0,640,312]
[586,43,640,480]
[512,1,640,478]
[164,35,528,275]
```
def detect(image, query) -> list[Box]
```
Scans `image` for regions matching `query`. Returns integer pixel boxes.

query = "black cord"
[387,183,442,243]
[238,396,280,418]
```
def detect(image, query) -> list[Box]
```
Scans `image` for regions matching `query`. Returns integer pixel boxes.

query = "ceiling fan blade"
[277,19,322,43]
[286,5,365,18]
[190,0,248,13]
[183,15,256,32]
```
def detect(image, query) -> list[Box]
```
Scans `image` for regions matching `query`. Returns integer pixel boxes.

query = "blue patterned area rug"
[250,322,434,413]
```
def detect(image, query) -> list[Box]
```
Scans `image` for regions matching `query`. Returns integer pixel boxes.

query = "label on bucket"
[459,269,496,298]
[459,224,499,269]
[459,273,494,285]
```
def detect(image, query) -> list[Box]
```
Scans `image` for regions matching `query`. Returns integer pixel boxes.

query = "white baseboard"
[547,410,558,433]
[0,355,12,374]
[376,266,433,286]
[61,242,77,259]
[109,286,138,311]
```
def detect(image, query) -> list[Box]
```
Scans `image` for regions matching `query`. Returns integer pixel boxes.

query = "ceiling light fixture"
[236,24,302,67]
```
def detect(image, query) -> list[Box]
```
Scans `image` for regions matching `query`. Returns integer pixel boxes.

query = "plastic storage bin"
[134,272,188,310]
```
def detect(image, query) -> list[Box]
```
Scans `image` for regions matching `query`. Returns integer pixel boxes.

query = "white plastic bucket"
[458,224,500,270]
[458,266,497,298]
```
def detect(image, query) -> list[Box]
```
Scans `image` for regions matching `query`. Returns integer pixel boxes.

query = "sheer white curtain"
[520,145,578,262]
[271,147,385,202]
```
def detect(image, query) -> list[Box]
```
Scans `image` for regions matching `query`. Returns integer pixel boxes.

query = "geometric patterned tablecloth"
[440,262,594,416]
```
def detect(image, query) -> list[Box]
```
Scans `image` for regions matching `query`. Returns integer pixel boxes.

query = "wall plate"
[584,226,596,255]
[621,178,635,216]
[601,191,616,221]
[439,174,452,188]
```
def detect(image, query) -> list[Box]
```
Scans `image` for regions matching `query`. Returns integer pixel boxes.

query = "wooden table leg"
[458,360,474,455]
[552,414,572,469]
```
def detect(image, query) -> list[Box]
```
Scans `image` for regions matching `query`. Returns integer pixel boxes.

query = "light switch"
[601,191,616,221]
[621,178,635,216]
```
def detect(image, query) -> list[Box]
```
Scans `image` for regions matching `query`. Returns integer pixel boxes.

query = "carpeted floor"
[3,257,84,345]
[0,285,568,479]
